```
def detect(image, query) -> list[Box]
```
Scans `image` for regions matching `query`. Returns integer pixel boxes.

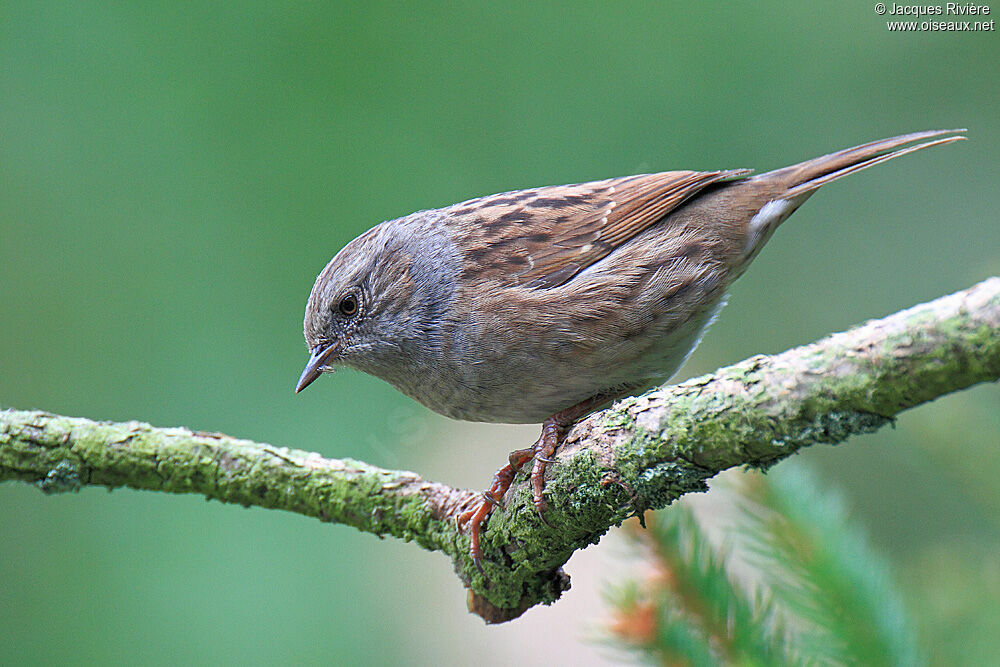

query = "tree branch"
[3,278,999,623]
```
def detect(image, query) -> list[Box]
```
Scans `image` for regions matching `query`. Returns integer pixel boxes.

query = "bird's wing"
[448,169,751,288]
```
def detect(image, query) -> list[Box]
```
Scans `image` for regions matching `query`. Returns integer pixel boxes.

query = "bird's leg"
[529,393,621,516]
[458,446,536,572]
[459,388,637,570]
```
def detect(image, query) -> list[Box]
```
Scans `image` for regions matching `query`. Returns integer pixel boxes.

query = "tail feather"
[761,129,966,198]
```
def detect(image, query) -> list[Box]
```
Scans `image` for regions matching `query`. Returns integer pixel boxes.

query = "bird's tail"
[759,129,966,199]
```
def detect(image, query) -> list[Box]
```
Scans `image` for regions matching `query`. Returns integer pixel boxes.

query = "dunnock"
[296,129,965,568]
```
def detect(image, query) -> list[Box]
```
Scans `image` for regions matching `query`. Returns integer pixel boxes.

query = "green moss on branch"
[2,277,998,623]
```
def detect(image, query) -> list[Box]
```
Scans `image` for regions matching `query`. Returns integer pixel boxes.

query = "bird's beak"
[295,342,340,393]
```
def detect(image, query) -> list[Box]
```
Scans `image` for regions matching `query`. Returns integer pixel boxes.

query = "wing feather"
[450,169,751,288]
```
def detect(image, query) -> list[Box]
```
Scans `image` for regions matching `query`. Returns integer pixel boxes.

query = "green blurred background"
[2,3,997,664]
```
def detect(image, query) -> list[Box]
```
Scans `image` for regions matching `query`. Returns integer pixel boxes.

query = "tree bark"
[3,277,998,623]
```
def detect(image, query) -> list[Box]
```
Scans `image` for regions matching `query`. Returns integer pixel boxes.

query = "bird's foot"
[457,392,626,571]
[457,417,572,571]
[457,446,536,573]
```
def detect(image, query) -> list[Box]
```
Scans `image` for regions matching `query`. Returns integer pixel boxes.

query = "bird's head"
[295,213,457,394]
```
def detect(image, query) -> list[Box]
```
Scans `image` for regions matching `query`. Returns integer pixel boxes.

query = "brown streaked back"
[448,169,752,289]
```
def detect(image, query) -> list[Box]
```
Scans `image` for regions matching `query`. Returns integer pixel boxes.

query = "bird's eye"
[338,294,358,317]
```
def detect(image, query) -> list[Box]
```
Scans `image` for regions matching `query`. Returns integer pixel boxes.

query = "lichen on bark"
[2,277,998,623]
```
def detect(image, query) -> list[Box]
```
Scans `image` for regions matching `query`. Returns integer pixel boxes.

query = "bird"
[295,129,966,569]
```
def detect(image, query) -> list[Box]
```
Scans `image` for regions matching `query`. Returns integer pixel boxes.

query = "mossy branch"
[2,278,999,623]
